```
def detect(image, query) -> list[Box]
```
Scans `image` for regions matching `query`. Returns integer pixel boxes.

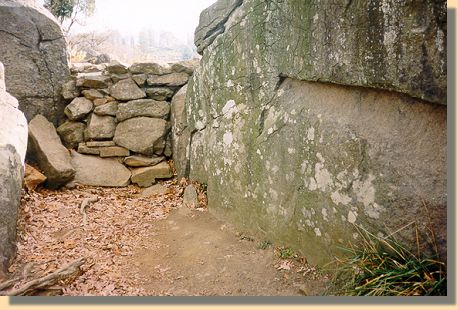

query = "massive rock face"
[0,0,70,124]
[182,0,447,264]
[0,61,27,274]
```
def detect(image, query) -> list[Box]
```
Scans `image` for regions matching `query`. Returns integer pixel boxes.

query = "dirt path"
[5,181,329,296]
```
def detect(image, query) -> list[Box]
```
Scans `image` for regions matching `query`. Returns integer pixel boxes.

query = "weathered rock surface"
[76,73,111,89]
[147,73,189,87]
[28,115,75,188]
[0,145,23,273]
[183,184,199,208]
[82,89,104,100]
[0,61,27,273]
[94,101,118,116]
[85,114,116,140]
[184,0,447,264]
[71,63,105,74]
[129,62,171,75]
[116,99,170,121]
[145,87,175,101]
[99,146,130,157]
[130,162,172,187]
[171,59,200,75]
[62,80,80,100]
[56,121,85,149]
[86,141,115,147]
[171,85,189,177]
[113,117,167,155]
[139,184,168,197]
[132,74,147,86]
[0,0,70,124]
[194,0,243,54]
[70,150,131,187]
[64,97,94,121]
[77,142,100,155]
[109,78,146,101]
[105,61,128,75]
[24,164,46,192]
[123,155,164,167]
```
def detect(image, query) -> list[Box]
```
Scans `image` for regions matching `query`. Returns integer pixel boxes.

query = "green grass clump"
[331,226,446,296]
[278,247,295,259]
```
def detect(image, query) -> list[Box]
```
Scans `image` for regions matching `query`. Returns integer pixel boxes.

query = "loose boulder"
[109,78,146,101]
[28,115,75,188]
[70,150,131,187]
[116,99,170,121]
[56,121,86,149]
[24,164,47,192]
[147,73,189,87]
[114,117,167,155]
[64,97,94,121]
[85,114,116,140]
[130,161,172,187]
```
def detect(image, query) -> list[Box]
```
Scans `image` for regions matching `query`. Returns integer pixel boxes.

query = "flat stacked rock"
[53,59,199,187]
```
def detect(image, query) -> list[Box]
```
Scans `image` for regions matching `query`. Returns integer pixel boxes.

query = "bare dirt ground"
[2,180,330,296]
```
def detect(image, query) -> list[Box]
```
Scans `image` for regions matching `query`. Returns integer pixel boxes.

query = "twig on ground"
[80,196,99,225]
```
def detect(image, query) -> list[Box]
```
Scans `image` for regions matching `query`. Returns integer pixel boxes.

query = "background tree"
[44,0,96,35]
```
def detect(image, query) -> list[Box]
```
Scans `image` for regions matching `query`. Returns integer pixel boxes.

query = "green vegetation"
[257,240,272,250]
[277,247,295,259]
[331,226,446,296]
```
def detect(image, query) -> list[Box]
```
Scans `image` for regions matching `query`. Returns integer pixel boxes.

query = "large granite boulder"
[0,61,27,274]
[183,0,447,264]
[28,115,75,188]
[0,0,70,124]
[113,117,167,156]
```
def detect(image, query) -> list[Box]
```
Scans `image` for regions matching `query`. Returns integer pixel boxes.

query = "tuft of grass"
[277,247,295,259]
[257,240,272,250]
[330,225,446,296]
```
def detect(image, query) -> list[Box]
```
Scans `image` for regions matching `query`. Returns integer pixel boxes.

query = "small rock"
[145,87,175,101]
[123,155,164,167]
[64,97,93,121]
[171,59,200,75]
[129,62,171,75]
[116,99,170,121]
[183,184,199,208]
[86,141,115,147]
[56,121,86,149]
[111,73,131,83]
[82,89,104,100]
[99,146,130,157]
[109,78,146,101]
[94,101,118,116]
[130,161,172,187]
[85,114,116,140]
[105,61,128,74]
[132,74,147,86]
[76,73,111,89]
[139,184,168,197]
[147,72,189,87]
[62,80,79,100]
[77,142,100,155]
[23,164,47,191]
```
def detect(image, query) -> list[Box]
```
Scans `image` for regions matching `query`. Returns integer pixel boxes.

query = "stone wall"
[49,60,198,188]
[0,61,28,274]
[0,0,70,124]
[179,0,447,264]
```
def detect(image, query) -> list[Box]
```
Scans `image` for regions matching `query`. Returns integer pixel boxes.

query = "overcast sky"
[68,0,216,41]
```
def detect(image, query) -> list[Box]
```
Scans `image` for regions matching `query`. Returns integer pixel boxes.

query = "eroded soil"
[4,180,330,296]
